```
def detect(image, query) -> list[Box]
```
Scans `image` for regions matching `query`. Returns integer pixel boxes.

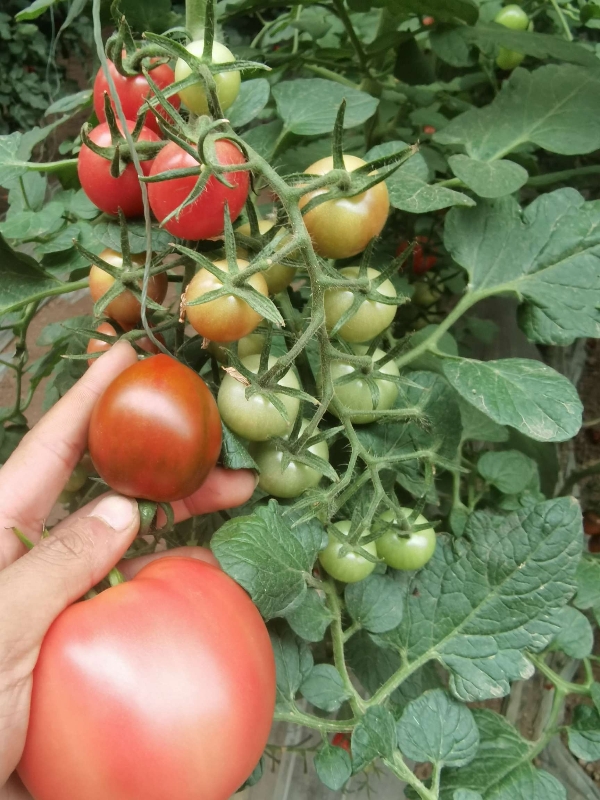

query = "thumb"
[0,494,139,664]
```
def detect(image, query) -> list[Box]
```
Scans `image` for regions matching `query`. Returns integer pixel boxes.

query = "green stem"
[302,64,359,89]
[186,0,208,39]
[342,620,361,643]
[383,752,437,800]
[4,278,89,317]
[558,460,600,497]
[528,653,592,696]
[274,708,357,732]
[548,0,573,40]
[323,579,366,714]
[332,0,373,79]
[527,165,600,188]
[27,158,78,173]
[528,686,565,761]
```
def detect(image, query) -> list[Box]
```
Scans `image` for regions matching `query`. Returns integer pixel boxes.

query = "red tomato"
[332,733,351,753]
[423,125,436,135]
[19,557,276,800]
[86,322,164,366]
[78,120,159,217]
[93,56,180,136]
[148,140,249,240]
[88,355,222,502]
[396,235,438,275]
[423,15,435,25]
[584,511,600,536]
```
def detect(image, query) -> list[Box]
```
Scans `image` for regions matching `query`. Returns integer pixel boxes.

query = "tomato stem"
[108,568,127,587]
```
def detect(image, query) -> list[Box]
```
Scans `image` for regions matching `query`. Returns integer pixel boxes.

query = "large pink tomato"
[18,557,276,800]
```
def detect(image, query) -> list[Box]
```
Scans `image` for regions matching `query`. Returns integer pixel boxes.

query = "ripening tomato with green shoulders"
[376,508,436,570]
[19,557,275,800]
[88,355,221,502]
[324,267,397,343]
[88,249,168,327]
[299,155,390,260]
[148,139,249,240]
[185,259,268,343]
[175,40,241,116]
[318,520,378,583]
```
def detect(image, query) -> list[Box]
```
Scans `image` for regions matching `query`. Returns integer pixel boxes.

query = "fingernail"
[90,495,137,530]
[253,470,260,488]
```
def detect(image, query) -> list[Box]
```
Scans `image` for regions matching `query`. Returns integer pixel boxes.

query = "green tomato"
[328,346,399,424]
[250,419,329,498]
[237,220,298,295]
[208,333,266,363]
[318,520,377,583]
[64,462,89,493]
[412,282,441,309]
[217,354,300,441]
[376,508,436,570]
[496,48,525,70]
[175,40,241,116]
[494,4,529,30]
[324,267,397,343]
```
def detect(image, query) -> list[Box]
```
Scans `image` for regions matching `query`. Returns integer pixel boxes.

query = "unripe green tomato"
[376,508,436,570]
[328,346,399,424]
[208,333,266,363]
[250,419,329,498]
[494,5,529,70]
[496,48,525,70]
[218,354,300,441]
[64,462,89,493]
[175,40,241,116]
[324,267,397,343]
[237,220,298,295]
[412,282,441,308]
[318,520,377,583]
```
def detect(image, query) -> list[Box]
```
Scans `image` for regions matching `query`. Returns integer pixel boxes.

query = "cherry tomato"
[185,259,268,343]
[88,249,168,327]
[495,5,530,69]
[77,120,159,217]
[423,16,435,25]
[584,511,600,536]
[299,155,390,260]
[218,354,300,441]
[207,332,265,363]
[318,520,377,583]
[324,267,397,343]
[396,236,438,275]
[328,346,400,424]
[88,354,221,502]
[63,461,90,493]
[250,419,329,498]
[376,508,436,570]
[412,281,441,308]
[148,140,249,240]
[175,40,241,116]
[93,55,180,136]
[19,557,275,800]
[423,125,436,135]
[236,220,298,295]
[87,321,164,366]
[332,733,351,753]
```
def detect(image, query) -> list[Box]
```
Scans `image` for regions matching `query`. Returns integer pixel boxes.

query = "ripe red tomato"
[86,321,164,366]
[88,355,222,502]
[18,557,276,800]
[88,248,168,327]
[148,140,249,240]
[332,733,351,753]
[78,120,159,217]
[423,125,436,135]
[93,56,180,136]
[396,236,438,275]
[423,15,435,25]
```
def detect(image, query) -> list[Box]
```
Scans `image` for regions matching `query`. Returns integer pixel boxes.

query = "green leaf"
[351,706,397,771]
[0,202,64,240]
[446,190,600,346]
[0,234,62,316]
[389,0,478,24]
[211,501,323,619]
[227,79,270,128]
[7,172,46,213]
[441,709,566,799]
[548,606,593,659]
[285,588,333,642]
[344,574,404,634]
[397,689,479,767]
[382,499,582,702]
[459,398,508,443]
[0,132,30,187]
[45,90,92,116]
[477,450,538,495]
[220,423,258,470]
[117,0,173,32]
[314,743,352,791]
[568,705,600,762]
[92,220,172,254]
[300,664,350,712]
[435,65,600,160]
[273,79,378,136]
[367,141,474,214]
[408,325,458,375]
[573,556,600,610]
[453,792,482,800]
[270,628,313,708]
[442,358,582,443]
[448,155,528,199]
[15,0,56,21]
[591,682,600,716]
[243,120,283,160]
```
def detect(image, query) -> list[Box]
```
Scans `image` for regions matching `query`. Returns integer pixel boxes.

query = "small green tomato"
[494,5,530,70]
[324,267,397,343]
[318,520,378,583]
[175,40,241,116]
[376,508,436,570]
[328,346,399,424]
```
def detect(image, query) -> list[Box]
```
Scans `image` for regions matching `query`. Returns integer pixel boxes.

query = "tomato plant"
[77,120,159,217]
[89,355,222,502]
[236,220,297,294]
[185,259,268,342]
[324,267,397,342]
[328,346,400,423]
[376,508,436,570]
[148,139,249,240]
[318,520,377,583]
[175,40,241,116]
[19,557,275,800]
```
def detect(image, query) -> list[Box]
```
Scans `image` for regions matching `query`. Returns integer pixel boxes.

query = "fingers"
[0,343,137,569]
[0,494,139,670]
[160,467,257,526]
[119,546,219,580]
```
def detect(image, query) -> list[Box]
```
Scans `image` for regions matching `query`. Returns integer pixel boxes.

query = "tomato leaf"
[477,450,539,495]
[568,706,600,762]
[211,501,324,618]
[314,743,352,791]
[547,606,593,660]
[573,556,600,610]
[448,155,528,199]
[269,628,314,708]
[286,588,333,642]
[300,664,350,712]
[351,706,397,771]
[344,575,404,634]
[458,398,508,443]
[227,79,271,129]
[0,234,63,316]
[220,423,258,470]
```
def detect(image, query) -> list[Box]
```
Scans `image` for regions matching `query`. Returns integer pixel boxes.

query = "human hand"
[0,344,255,799]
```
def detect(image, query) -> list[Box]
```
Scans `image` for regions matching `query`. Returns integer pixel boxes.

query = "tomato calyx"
[80,106,163,177]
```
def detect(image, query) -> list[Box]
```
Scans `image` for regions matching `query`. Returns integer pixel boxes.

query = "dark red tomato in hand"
[88,355,221,502]
[148,140,250,240]
[332,733,351,753]
[78,120,159,217]
[396,235,438,275]
[18,557,276,800]
[93,56,180,136]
